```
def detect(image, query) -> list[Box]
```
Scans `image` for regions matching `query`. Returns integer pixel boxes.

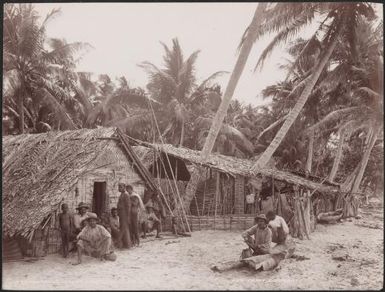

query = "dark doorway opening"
[92,182,107,217]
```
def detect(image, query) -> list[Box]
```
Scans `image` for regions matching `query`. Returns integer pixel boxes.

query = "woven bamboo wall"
[160,215,256,232]
[234,176,245,214]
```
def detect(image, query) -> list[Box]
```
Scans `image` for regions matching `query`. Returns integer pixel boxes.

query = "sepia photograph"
[2,1,384,290]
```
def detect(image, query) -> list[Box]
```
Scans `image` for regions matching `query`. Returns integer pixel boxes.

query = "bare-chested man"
[126,185,145,246]
[117,183,132,249]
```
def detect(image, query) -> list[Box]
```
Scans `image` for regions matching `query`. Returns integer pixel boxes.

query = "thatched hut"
[127,137,341,236]
[2,127,156,258]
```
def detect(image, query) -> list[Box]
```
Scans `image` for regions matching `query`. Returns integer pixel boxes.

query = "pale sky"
[34,3,383,106]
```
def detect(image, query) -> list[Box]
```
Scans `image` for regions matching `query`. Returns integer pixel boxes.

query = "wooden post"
[202,169,207,215]
[214,172,220,230]
[299,197,310,240]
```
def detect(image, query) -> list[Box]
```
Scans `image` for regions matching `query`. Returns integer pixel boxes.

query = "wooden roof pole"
[116,128,173,216]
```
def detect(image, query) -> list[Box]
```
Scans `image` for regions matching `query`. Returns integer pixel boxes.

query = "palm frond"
[42,40,93,64]
[195,116,254,154]
[304,106,362,135]
[38,88,77,130]
[195,71,229,92]
[257,114,288,140]
[255,11,316,70]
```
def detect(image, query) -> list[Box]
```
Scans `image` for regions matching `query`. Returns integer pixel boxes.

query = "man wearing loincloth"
[73,213,116,265]
[242,214,272,256]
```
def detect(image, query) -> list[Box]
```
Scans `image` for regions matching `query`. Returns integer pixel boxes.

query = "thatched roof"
[2,127,145,237]
[130,141,340,194]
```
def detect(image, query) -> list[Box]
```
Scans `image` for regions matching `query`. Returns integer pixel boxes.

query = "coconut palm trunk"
[351,127,379,195]
[252,24,342,171]
[17,94,25,134]
[328,128,346,182]
[180,118,185,147]
[306,130,314,173]
[179,3,267,212]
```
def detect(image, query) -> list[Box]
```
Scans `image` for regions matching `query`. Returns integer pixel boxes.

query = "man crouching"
[73,212,116,265]
[241,214,272,258]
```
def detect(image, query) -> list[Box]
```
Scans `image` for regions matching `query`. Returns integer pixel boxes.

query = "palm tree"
[3,4,91,133]
[252,2,376,170]
[304,18,383,187]
[3,4,89,133]
[140,38,227,147]
[180,3,268,213]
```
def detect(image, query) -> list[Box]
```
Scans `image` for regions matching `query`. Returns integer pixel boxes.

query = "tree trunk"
[306,130,314,173]
[252,25,341,171]
[179,3,267,212]
[17,94,25,134]
[180,119,185,147]
[328,128,346,182]
[351,127,379,195]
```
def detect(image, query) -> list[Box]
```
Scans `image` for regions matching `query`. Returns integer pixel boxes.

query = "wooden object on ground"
[317,209,343,223]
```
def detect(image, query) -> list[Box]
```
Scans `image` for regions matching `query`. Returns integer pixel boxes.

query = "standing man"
[109,207,122,248]
[73,202,90,235]
[245,191,256,214]
[58,203,73,258]
[241,214,272,256]
[266,210,289,244]
[126,185,145,246]
[117,183,132,249]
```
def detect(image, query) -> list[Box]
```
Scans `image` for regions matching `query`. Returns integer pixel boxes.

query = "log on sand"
[317,209,343,224]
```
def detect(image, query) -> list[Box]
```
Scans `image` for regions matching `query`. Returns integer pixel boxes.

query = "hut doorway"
[92,182,107,217]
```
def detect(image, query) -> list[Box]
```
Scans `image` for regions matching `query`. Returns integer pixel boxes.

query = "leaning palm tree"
[304,18,383,188]
[179,3,268,214]
[3,4,91,133]
[252,2,376,170]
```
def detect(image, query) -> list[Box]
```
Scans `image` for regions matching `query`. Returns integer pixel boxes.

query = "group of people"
[241,210,289,258]
[58,183,165,265]
[58,202,115,265]
[111,183,165,249]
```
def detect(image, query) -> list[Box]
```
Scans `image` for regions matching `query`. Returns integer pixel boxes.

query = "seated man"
[142,193,161,239]
[266,211,289,244]
[73,213,116,265]
[241,214,272,257]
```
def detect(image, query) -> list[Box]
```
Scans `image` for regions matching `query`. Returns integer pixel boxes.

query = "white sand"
[3,212,383,290]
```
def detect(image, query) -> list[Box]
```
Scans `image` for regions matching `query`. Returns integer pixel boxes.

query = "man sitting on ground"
[73,213,116,265]
[143,192,162,239]
[266,210,289,244]
[241,214,272,257]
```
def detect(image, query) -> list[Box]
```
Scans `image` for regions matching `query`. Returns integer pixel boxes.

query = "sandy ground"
[3,206,383,290]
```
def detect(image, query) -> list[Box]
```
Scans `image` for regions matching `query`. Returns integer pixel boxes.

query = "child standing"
[58,203,73,258]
